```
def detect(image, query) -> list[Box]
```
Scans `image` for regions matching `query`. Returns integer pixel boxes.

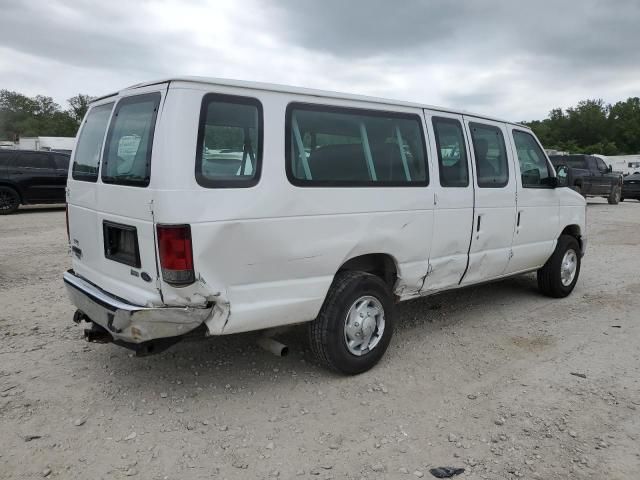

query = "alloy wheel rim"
[560,249,578,286]
[343,295,385,356]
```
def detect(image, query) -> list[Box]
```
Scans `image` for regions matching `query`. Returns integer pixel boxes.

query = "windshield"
[102,93,160,187]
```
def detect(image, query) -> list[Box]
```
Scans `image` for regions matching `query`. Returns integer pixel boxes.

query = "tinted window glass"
[53,154,70,170]
[72,103,114,181]
[0,151,14,167]
[470,123,509,188]
[287,104,428,186]
[195,94,262,187]
[550,156,586,169]
[512,130,552,187]
[16,152,52,169]
[102,93,160,187]
[595,158,608,171]
[433,117,468,187]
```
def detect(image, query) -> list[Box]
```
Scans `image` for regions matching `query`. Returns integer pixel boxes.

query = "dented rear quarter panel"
[153,83,436,334]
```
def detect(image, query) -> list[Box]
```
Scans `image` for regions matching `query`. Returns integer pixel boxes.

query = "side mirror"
[555,165,569,188]
[607,165,612,173]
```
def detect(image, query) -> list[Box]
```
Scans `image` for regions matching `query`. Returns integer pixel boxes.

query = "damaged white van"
[64,77,586,374]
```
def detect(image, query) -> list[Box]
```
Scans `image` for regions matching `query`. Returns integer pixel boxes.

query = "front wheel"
[537,235,581,298]
[308,271,395,375]
[608,186,621,204]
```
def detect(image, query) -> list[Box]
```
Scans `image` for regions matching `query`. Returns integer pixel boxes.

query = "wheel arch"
[560,224,583,251]
[336,253,398,290]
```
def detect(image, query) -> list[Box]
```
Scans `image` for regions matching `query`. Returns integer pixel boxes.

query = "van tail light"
[65,204,70,243]
[156,224,195,286]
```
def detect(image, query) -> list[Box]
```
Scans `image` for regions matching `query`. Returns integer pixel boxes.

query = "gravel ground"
[1,200,639,480]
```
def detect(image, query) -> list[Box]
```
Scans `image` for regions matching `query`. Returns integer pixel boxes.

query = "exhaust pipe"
[84,322,113,344]
[257,337,289,357]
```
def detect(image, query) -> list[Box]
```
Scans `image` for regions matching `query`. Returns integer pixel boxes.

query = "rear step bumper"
[63,270,212,345]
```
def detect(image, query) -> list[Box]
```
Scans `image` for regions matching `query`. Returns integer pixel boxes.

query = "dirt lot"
[1,200,639,480]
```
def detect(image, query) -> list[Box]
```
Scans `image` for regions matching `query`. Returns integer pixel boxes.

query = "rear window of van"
[102,93,160,187]
[72,103,114,181]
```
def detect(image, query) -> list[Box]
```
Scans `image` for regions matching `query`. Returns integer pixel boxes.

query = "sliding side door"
[421,110,475,292]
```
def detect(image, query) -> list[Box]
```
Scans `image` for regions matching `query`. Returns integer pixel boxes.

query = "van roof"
[94,76,526,128]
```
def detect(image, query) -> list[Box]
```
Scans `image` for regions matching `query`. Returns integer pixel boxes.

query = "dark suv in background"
[549,154,623,204]
[0,150,69,214]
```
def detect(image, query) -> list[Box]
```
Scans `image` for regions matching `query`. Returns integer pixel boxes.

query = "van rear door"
[67,84,167,306]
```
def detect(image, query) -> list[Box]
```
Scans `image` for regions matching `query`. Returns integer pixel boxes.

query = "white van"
[64,77,586,374]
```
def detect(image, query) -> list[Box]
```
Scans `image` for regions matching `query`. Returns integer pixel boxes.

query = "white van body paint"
[65,77,587,344]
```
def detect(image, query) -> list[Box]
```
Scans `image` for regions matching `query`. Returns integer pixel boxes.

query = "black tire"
[537,235,581,298]
[308,271,395,375]
[0,186,20,215]
[573,184,585,198]
[608,186,621,204]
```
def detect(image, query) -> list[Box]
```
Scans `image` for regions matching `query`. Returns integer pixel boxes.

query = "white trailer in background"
[18,136,75,153]
[596,154,640,176]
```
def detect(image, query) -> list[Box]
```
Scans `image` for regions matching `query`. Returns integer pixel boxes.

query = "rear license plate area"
[103,221,141,268]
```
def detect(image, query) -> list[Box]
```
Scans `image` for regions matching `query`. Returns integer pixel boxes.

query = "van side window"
[286,104,428,186]
[195,94,263,188]
[102,93,160,187]
[469,123,509,188]
[512,130,553,188]
[432,117,468,187]
[73,103,114,182]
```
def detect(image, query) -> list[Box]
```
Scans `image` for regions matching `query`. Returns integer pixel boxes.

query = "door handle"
[517,211,521,227]
[476,215,481,232]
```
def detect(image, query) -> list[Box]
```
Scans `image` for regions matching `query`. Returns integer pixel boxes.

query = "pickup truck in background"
[549,154,623,204]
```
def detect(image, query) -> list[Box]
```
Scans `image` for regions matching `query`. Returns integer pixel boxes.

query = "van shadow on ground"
[72,273,541,398]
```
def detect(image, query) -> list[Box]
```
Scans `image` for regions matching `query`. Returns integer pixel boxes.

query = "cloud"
[0,0,639,121]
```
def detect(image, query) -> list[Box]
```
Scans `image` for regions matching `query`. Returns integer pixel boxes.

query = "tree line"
[1,89,639,155]
[0,90,91,140]
[522,97,640,155]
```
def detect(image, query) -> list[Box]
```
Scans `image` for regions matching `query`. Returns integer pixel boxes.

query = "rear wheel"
[608,186,621,204]
[537,235,581,298]
[308,271,395,375]
[0,187,20,215]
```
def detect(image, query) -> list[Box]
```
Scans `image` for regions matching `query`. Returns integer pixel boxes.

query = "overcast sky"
[1,0,639,121]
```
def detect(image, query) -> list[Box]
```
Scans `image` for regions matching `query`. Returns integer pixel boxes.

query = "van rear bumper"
[63,270,212,345]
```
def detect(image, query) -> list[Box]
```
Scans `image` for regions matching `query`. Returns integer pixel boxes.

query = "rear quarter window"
[195,93,263,188]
